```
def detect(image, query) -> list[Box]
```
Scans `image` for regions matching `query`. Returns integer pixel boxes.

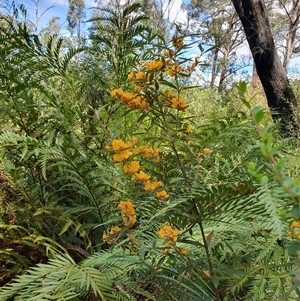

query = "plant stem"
[170,141,221,300]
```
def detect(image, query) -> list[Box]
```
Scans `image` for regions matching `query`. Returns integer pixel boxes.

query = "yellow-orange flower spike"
[118,200,136,228]
[123,161,140,174]
[123,214,137,228]
[144,180,163,192]
[156,190,169,199]
[128,72,135,80]
[106,138,137,162]
[102,233,108,243]
[109,226,122,235]
[158,225,178,241]
[170,97,188,111]
[203,148,213,155]
[132,170,150,182]
[146,60,164,71]
[118,200,135,216]
[134,146,160,159]
[111,139,127,152]
[113,150,132,162]
[180,248,188,255]
[111,88,124,98]
[135,71,147,80]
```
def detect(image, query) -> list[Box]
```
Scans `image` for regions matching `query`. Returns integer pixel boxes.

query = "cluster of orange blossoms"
[102,225,122,244]
[105,137,137,163]
[287,220,300,239]
[105,137,169,200]
[102,201,137,244]
[198,147,213,158]
[110,39,199,113]
[111,88,150,110]
[118,200,137,228]
[158,225,187,255]
[159,90,188,111]
[145,59,164,71]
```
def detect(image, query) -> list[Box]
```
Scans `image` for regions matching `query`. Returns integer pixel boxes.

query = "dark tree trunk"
[231,0,299,137]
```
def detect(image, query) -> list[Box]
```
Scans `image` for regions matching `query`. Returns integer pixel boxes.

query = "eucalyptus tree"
[39,16,61,43]
[270,0,300,73]
[231,0,299,137]
[186,0,249,90]
[67,0,85,38]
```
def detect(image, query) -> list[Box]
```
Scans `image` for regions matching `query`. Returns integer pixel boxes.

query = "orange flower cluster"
[106,137,169,200]
[144,180,163,192]
[111,88,149,110]
[165,63,184,77]
[145,59,164,71]
[123,160,140,174]
[102,225,122,244]
[159,90,188,111]
[170,97,188,111]
[132,170,150,182]
[128,71,147,81]
[118,200,137,228]
[287,220,300,240]
[198,147,213,158]
[156,190,169,199]
[135,146,160,160]
[106,138,137,163]
[158,224,187,255]
[158,225,178,242]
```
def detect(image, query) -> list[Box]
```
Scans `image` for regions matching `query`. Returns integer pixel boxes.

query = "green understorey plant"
[1,3,300,301]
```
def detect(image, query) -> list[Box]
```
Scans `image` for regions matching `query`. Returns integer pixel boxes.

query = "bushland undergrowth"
[1,3,300,301]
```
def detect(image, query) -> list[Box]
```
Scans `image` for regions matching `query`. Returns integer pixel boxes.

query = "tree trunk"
[282,0,300,73]
[231,0,299,137]
[210,47,219,89]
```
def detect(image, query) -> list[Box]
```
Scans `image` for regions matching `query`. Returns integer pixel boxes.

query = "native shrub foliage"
[1,3,300,301]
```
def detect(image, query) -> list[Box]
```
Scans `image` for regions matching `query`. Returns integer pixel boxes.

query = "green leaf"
[238,81,247,94]
[292,204,300,220]
[287,241,300,256]
[158,79,178,90]
[260,175,269,185]
[252,106,265,123]
[240,97,251,109]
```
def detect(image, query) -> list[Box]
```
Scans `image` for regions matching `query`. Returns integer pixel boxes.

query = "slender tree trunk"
[218,48,229,93]
[231,0,299,137]
[218,11,239,92]
[210,47,219,89]
[282,0,300,73]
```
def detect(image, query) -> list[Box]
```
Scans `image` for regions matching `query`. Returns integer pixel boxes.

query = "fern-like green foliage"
[88,3,149,87]
[0,253,128,301]
[1,3,300,301]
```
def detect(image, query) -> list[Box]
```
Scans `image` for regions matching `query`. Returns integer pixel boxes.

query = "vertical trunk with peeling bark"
[231,0,299,137]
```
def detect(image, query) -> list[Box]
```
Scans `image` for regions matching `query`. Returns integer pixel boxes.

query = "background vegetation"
[1,1,300,300]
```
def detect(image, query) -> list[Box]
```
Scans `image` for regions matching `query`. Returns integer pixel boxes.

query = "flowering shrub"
[110,36,199,116]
